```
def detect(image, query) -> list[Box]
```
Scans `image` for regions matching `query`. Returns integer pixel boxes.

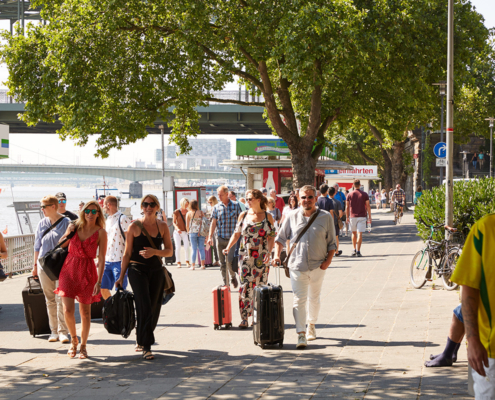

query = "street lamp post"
[433,81,447,185]
[159,124,167,217]
[444,0,454,236]
[486,118,495,178]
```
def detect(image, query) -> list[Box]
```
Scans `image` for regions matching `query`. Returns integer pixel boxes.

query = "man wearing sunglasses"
[273,185,337,349]
[55,192,78,221]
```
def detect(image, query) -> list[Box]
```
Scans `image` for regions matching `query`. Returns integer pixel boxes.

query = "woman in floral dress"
[55,200,107,359]
[223,189,276,328]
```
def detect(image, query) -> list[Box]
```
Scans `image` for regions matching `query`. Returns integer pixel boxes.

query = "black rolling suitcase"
[22,276,51,337]
[253,266,284,349]
[164,239,176,265]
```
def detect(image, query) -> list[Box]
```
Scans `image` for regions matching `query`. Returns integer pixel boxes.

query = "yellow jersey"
[452,214,495,357]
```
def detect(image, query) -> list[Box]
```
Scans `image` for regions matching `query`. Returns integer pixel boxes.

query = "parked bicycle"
[410,218,464,290]
[393,201,403,225]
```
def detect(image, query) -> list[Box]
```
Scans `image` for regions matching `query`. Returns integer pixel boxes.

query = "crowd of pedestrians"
[15,177,493,397]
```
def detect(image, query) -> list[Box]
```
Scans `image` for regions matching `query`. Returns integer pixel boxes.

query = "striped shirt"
[211,200,242,239]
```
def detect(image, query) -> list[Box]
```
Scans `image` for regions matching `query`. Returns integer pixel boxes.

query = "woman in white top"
[186,200,206,270]
[374,190,381,210]
[172,198,191,268]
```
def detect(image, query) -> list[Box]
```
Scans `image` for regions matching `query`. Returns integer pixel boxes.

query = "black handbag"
[39,231,76,281]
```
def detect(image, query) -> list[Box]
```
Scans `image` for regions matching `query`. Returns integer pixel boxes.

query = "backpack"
[102,288,136,338]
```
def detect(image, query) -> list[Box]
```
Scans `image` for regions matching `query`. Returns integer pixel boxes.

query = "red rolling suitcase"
[212,285,232,330]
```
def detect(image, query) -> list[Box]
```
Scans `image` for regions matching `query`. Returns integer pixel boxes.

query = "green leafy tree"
[0,0,491,186]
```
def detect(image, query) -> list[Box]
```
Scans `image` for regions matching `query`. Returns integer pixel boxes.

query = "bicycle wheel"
[397,212,402,224]
[410,249,429,289]
[442,248,460,291]
[393,212,397,225]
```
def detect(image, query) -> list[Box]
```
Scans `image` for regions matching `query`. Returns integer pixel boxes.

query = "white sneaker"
[59,333,70,344]
[307,324,316,341]
[296,333,307,349]
[48,334,59,342]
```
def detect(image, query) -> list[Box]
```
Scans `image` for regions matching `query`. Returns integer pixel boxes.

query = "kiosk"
[325,165,381,193]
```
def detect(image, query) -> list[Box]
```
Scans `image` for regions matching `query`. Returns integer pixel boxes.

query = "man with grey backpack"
[101,196,131,300]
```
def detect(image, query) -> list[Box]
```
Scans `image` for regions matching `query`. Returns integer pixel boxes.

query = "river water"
[0,186,175,236]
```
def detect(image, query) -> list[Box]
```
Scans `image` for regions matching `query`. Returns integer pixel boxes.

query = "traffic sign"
[436,158,447,167]
[434,142,446,158]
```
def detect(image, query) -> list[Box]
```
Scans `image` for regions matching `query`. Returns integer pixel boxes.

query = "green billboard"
[236,139,336,159]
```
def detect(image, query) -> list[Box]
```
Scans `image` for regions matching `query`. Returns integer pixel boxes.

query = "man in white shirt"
[101,196,131,299]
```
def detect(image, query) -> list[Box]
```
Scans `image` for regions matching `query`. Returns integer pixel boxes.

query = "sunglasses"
[246,197,255,202]
[84,209,98,215]
[300,196,314,200]
[40,204,54,209]
[142,202,157,209]
[58,199,67,204]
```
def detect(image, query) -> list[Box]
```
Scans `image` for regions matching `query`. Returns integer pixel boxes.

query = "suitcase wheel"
[225,323,232,330]
[279,343,284,348]
[214,324,218,330]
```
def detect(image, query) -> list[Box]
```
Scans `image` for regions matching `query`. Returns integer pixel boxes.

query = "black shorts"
[335,225,340,236]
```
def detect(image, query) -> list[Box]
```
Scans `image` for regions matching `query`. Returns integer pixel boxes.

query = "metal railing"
[4,234,35,276]
[0,90,264,104]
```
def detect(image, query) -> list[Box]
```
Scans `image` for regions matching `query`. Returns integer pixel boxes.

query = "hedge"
[413,177,495,242]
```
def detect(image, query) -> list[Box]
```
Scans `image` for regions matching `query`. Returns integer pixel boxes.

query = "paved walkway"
[0,209,469,399]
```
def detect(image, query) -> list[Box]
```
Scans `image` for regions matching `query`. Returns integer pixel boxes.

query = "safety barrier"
[3,234,35,276]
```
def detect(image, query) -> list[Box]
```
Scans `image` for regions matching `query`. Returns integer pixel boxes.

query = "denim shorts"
[453,304,463,323]
[101,261,128,290]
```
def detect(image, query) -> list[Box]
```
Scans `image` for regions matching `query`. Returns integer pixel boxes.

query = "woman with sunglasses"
[222,189,276,328]
[116,194,173,360]
[33,195,71,344]
[207,196,221,266]
[55,200,107,359]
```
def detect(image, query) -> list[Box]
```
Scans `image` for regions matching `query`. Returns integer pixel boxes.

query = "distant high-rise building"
[135,160,146,168]
[155,139,231,169]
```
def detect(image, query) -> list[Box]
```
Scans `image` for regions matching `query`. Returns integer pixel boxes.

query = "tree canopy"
[1,0,492,186]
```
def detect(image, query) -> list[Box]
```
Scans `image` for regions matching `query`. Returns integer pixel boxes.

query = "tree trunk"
[290,145,318,189]
[381,148,393,191]
[391,141,407,187]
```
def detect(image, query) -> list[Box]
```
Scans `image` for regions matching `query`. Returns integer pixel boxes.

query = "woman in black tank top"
[117,194,173,360]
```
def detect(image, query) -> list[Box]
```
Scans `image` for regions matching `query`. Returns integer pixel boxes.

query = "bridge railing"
[0,90,264,105]
[3,234,35,276]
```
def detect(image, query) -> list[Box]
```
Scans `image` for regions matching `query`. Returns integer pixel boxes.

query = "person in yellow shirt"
[452,214,495,398]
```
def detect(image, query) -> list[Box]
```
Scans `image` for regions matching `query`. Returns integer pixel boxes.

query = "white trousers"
[473,357,495,400]
[290,268,326,334]
[173,230,190,263]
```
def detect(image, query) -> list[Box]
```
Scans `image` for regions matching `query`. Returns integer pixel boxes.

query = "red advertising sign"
[263,168,279,193]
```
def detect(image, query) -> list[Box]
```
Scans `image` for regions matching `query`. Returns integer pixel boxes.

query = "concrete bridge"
[0,164,244,181]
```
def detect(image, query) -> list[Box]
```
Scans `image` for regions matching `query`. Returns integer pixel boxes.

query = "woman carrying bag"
[55,200,107,359]
[172,198,191,268]
[186,200,207,270]
[116,194,173,361]
[222,189,276,328]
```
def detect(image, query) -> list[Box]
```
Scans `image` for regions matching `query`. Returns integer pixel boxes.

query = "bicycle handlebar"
[418,217,444,230]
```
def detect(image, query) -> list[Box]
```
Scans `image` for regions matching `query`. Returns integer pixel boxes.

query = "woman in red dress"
[55,200,107,359]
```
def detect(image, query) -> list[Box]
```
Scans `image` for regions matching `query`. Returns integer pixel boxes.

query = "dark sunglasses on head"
[142,201,157,208]
[84,209,98,215]
[58,199,67,204]
[40,204,54,209]
[300,196,314,200]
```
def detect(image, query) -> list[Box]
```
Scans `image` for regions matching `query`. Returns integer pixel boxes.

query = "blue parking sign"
[433,142,446,158]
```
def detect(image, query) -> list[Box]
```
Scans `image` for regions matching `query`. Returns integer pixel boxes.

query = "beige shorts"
[350,217,367,233]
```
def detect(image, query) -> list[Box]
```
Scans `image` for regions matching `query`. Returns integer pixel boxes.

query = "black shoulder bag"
[39,230,76,281]
[281,209,320,278]
[118,214,126,243]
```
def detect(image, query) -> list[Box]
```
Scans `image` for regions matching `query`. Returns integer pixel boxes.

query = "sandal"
[200,265,206,270]
[177,263,181,269]
[142,350,154,360]
[79,345,88,359]
[135,344,143,352]
[68,340,78,358]
[239,320,248,329]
